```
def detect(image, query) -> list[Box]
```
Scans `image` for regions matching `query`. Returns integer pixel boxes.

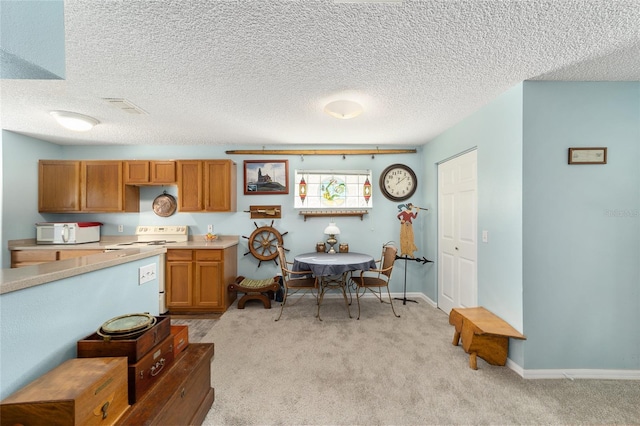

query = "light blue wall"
[0,255,161,399]
[1,138,429,295]
[0,0,65,79]
[0,130,63,268]
[422,83,525,340]
[522,81,640,370]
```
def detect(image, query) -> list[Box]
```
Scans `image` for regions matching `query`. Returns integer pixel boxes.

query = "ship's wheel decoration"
[242,220,288,267]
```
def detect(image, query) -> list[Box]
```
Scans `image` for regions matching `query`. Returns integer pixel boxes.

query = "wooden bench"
[227,276,280,309]
[449,307,526,370]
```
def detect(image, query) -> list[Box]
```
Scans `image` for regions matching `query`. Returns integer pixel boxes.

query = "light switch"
[482,230,488,243]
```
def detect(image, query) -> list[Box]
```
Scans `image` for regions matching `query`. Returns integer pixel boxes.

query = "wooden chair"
[275,246,318,321]
[350,244,400,320]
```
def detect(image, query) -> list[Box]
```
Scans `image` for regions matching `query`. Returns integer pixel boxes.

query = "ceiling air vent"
[102,98,147,114]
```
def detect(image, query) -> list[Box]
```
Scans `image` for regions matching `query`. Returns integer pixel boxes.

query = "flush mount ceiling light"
[49,111,99,131]
[324,100,363,120]
[335,0,402,3]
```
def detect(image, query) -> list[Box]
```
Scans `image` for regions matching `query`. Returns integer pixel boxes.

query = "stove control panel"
[135,225,189,242]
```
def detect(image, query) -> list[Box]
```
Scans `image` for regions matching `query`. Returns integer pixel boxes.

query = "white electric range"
[105,225,189,249]
[106,225,189,314]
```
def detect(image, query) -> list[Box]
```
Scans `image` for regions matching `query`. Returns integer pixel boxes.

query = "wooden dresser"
[115,343,214,425]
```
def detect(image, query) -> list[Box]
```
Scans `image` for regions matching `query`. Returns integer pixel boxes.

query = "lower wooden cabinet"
[166,247,237,313]
[11,249,104,268]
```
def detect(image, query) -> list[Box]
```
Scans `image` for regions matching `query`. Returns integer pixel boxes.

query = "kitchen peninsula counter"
[8,235,240,251]
[0,248,166,295]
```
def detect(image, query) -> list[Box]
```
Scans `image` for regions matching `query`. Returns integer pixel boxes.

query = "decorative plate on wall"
[152,191,177,217]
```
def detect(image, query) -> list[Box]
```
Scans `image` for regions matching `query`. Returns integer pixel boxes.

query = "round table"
[293,252,376,320]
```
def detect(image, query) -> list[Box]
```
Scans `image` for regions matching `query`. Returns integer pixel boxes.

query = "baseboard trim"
[506,359,640,380]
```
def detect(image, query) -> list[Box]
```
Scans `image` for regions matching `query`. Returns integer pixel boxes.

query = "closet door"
[438,149,478,314]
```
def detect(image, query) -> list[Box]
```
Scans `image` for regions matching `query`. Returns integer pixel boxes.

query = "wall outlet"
[139,263,156,285]
[118,225,124,233]
[207,224,213,233]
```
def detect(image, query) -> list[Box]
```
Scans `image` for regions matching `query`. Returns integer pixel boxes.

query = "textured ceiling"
[1,0,639,146]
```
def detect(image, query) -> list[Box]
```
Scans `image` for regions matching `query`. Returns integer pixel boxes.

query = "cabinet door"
[124,161,150,184]
[167,261,194,308]
[203,160,236,212]
[81,161,124,212]
[177,161,203,211]
[82,161,139,212]
[195,261,222,308]
[39,160,81,212]
[150,161,176,184]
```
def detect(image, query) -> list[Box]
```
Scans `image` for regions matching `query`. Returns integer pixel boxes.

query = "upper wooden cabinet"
[39,160,81,212]
[124,161,176,185]
[39,158,235,213]
[39,160,139,213]
[178,160,236,212]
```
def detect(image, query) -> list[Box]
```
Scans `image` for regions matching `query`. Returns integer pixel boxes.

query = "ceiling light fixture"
[324,100,363,120]
[50,111,99,132]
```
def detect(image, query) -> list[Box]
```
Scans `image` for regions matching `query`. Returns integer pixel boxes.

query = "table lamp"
[324,222,341,254]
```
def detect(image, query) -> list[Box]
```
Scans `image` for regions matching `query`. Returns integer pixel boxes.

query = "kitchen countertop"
[3,235,239,295]
[8,235,240,250]
[1,247,166,295]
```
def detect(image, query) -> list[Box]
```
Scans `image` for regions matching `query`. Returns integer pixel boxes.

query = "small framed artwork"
[568,147,607,164]
[243,160,289,195]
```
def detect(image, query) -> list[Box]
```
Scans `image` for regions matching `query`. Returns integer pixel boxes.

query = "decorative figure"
[397,203,420,258]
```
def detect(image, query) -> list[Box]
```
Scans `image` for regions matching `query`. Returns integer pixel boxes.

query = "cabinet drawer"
[58,250,103,260]
[11,250,57,263]
[195,250,222,261]
[166,250,194,261]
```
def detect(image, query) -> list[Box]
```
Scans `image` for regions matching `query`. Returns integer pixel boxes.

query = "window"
[294,170,373,210]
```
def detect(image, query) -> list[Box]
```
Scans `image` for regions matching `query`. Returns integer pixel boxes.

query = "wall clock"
[379,164,417,201]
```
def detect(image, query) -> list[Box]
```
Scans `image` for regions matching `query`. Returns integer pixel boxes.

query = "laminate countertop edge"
[0,248,166,295]
[8,235,240,250]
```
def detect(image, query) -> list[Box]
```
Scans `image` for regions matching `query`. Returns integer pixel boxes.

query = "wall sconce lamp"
[50,111,99,132]
[324,222,341,254]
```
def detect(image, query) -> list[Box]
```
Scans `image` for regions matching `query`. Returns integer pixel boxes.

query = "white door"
[437,150,478,314]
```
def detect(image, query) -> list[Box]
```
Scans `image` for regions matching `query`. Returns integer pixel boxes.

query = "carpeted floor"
[190,297,639,425]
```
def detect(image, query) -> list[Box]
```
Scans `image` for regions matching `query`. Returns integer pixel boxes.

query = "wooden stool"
[449,307,526,370]
[228,276,280,309]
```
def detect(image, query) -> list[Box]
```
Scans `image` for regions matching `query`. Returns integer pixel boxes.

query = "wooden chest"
[128,334,175,404]
[77,316,171,363]
[115,343,214,426]
[0,357,129,426]
[170,325,189,358]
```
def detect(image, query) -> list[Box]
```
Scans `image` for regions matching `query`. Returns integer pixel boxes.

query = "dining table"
[292,252,376,320]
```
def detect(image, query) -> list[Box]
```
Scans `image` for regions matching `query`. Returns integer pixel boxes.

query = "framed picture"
[568,147,607,164]
[244,160,289,195]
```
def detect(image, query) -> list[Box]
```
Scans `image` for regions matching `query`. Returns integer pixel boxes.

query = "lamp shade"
[50,111,99,131]
[323,100,363,120]
[324,222,341,235]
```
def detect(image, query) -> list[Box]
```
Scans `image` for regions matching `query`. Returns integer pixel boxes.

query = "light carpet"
[199,297,639,425]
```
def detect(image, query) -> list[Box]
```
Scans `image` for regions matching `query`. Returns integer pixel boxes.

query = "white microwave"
[36,222,102,245]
